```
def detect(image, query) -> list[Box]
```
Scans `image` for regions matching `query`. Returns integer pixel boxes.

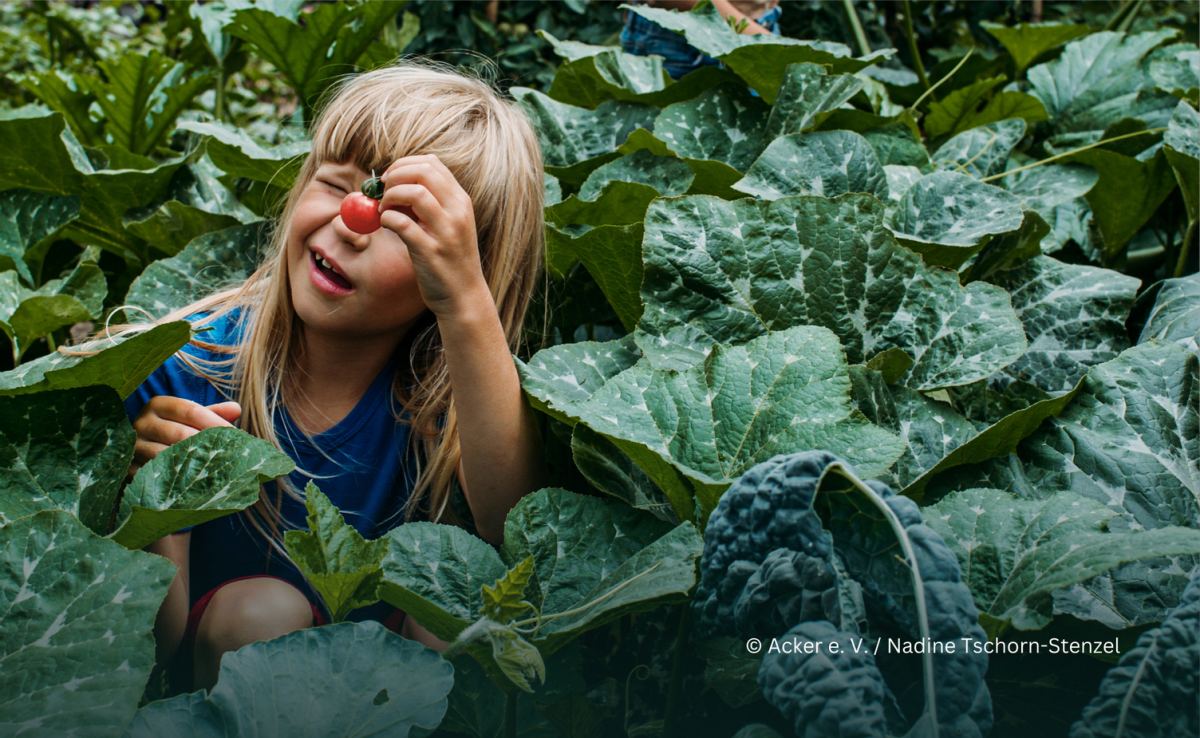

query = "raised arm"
[646,0,772,34]
[377,155,549,545]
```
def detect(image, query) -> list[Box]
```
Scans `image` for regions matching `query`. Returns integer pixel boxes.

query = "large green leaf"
[885,170,1025,269]
[227,1,405,114]
[979,341,1198,532]
[1028,29,1179,119]
[0,108,196,260]
[378,522,506,643]
[623,2,892,104]
[980,21,1092,75]
[0,261,106,361]
[0,189,80,285]
[125,621,452,738]
[991,256,1140,393]
[1030,30,1183,149]
[860,120,930,168]
[515,334,642,426]
[761,63,864,141]
[1138,277,1199,355]
[284,483,387,623]
[570,424,678,524]
[0,510,175,738]
[500,490,701,652]
[612,122,747,199]
[0,386,132,535]
[851,365,1087,501]
[848,366,977,491]
[924,74,1049,143]
[924,488,1200,635]
[545,223,645,333]
[562,326,903,512]
[81,50,216,157]
[1062,147,1178,259]
[14,69,107,149]
[634,194,1028,389]
[733,130,888,201]
[108,426,294,550]
[176,120,310,186]
[931,118,1027,179]
[1164,99,1200,223]
[578,149,692,201]
[122,156,260,257]
[936,342,1198,626]
[0,322,191,398]
[539,30,735,110]
[379,489,702,657]
[0,106,92,197]
[513,88,657,186]
[652,82,769,172]
[1002,163,1099,221]
[124,222,266,320]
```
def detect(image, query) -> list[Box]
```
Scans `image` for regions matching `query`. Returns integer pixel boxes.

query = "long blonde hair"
[107,61,545,552]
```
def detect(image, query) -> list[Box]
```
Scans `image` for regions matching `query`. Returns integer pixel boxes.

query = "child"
[121,62,549,692]
[621,0,783,80]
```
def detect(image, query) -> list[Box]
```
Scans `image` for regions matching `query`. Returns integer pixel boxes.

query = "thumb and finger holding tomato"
[339,170,419,235]
[127,397,242,477]
[340,156,486,315]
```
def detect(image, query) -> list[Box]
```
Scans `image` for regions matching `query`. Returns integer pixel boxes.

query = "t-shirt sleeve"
[122,350,222,426]
[122,312,237,425]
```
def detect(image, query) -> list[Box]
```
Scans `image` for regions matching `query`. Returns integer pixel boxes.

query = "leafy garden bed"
[0,2,1197,738]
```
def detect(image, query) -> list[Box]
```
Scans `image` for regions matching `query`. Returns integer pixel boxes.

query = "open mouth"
[310,249,353,291]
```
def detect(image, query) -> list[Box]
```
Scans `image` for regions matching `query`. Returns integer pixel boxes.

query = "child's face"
[287,160,428,343]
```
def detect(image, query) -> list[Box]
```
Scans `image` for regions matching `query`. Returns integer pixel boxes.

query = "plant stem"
[1103,0,1148,32]
[45,331,56,354]
[1175,220,1197,279]
[662,605,692,737]
[1115,0,1146,33]
[842,0,871,57]
[215,69,227,123]
[979,127,1169,183]
[910,47,974,113]
[505,690,518,738]
[901,0,931,98]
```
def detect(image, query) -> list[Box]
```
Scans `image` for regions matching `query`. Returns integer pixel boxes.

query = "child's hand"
[128,397,242,477]
[376,155,489,318]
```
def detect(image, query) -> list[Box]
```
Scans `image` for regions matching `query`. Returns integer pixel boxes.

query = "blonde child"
[122,62,548,692]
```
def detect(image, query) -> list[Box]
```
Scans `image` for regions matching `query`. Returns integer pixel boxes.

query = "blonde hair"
[99,61,545,554]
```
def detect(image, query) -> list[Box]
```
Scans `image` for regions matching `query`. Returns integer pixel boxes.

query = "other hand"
[376,154,489,318]
[128,397,242,477]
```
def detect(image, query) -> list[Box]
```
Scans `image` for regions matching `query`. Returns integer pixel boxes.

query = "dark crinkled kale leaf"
[693,451,992,738]
[1069,573,1199,738]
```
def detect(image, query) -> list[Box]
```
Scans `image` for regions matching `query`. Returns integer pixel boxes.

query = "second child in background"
[621,0,783,80]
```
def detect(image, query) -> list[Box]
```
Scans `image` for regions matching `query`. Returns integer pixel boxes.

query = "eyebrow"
[317,163,360,184]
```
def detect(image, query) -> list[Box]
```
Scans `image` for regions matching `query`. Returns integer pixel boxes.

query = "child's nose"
[333,214,372,249]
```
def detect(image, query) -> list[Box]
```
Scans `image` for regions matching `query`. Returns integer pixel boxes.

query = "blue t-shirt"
[123,309,422,623]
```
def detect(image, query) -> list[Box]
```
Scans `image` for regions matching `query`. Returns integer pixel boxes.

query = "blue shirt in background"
[123,309,422,623]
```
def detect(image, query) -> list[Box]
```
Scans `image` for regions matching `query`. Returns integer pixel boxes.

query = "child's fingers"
[380,203,439,253]
[378,184,442,228]
[207,401,242,424]
[383,157,469,212]
[153,396,238,431]
[132,438,169,469]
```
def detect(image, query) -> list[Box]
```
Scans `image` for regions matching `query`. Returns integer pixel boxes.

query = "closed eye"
[318,180,345,193]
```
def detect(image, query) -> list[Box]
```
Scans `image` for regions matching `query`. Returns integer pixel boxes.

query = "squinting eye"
[319,180,344,193]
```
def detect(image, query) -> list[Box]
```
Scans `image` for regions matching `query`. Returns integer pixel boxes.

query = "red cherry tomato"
[340,192,381,234]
